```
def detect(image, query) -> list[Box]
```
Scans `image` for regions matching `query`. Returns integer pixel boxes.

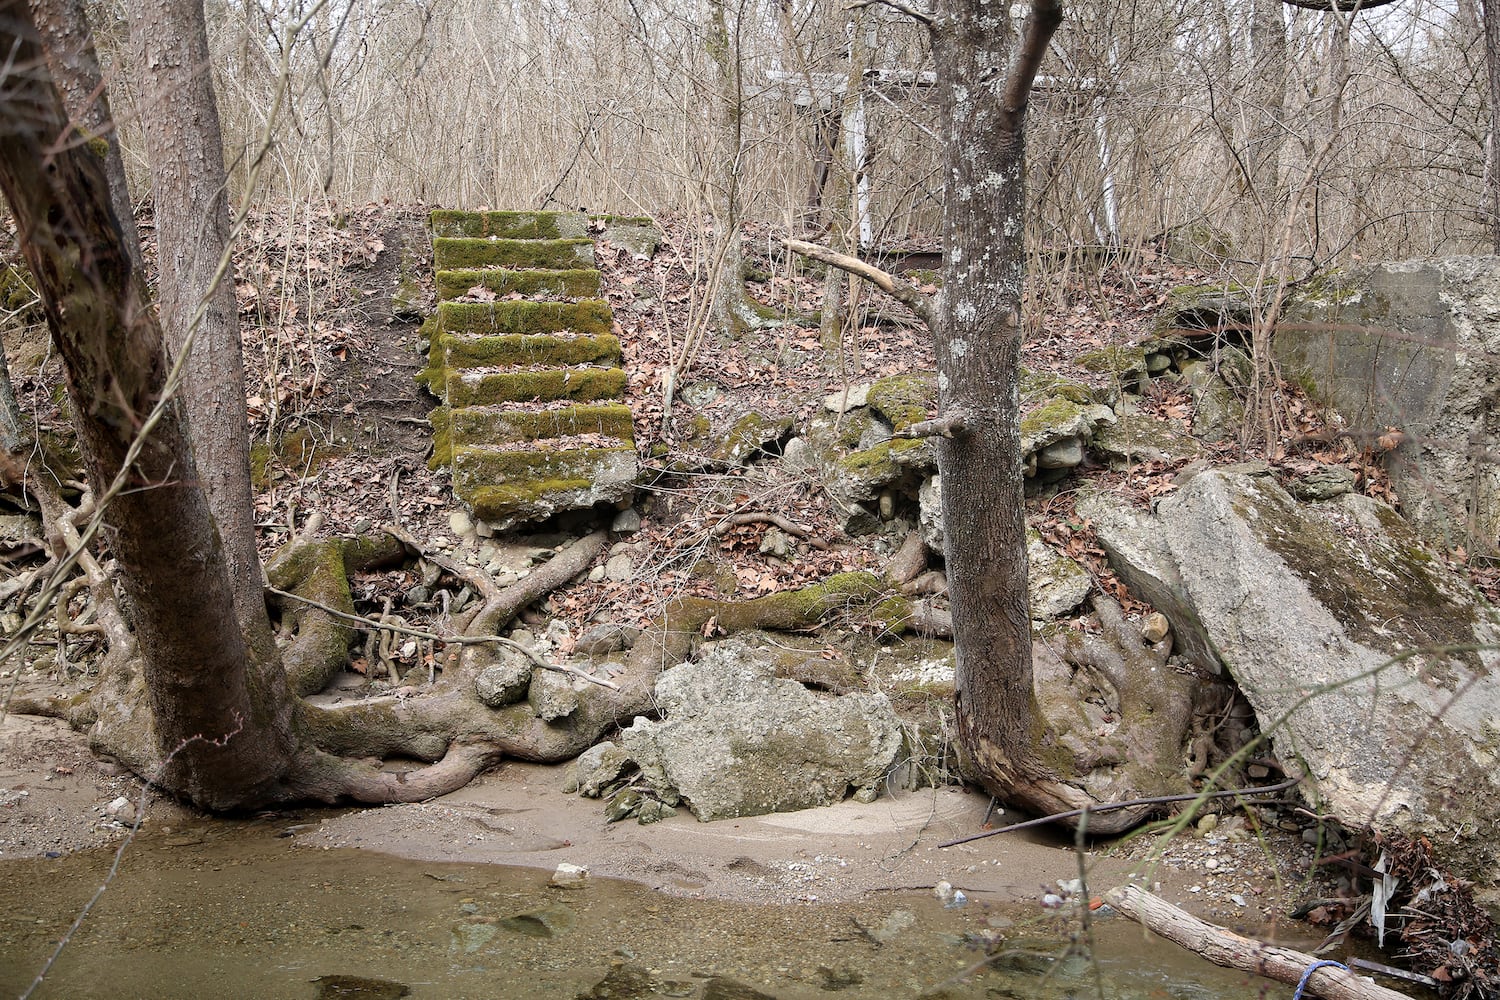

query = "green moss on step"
[450,404,635,446]
[442,333,621,369]
[432,237,594,271]
[868,372,937,431]
[448,368,628,407]
[467,479,597,518]
[429,209,586,240]
[437,299,612,337]
[453,445,636,490]
[435,268,601,302]
[427,406,453,470]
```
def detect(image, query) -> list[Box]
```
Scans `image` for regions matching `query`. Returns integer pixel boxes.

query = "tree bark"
[932,0,1085,817]
[29,0,142,273]
[127,0,266,638]
[1485,0,1500,252]
[0,0,298,809]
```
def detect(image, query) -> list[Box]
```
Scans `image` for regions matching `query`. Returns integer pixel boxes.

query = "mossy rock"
[437,299,612,337]
[836,438,935,506]
[449,404,635,447]
[429,209,587,240]
[1019,369,1095,406]
[439,332,621,370]
[432,237,595,272]
[1153,283,1255,336]
[447,368,628,407]
[709,413,794,464]
[1091,412,1203,465]
[867,372,936,432]
[435,267,601,302]
[1075,345,1148,394]
[595,216,661,257]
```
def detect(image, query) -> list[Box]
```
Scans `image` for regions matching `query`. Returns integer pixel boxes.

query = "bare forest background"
[74,0,1490,278]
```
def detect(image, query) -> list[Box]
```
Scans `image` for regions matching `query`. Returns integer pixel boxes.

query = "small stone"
[587,565,606,582]
[1146,351,1173,374]
[933,880,957,905]
[636,798,677,825]
[350,517,372,534]
[781,436,815,472]
[1230,894,1248,907]
[1037,436,1085,469]
[823,384,871,413]
[405,585,431,605]
[1247,763,1270,779]
[604,553,634,582]
[878,492,895,520]
[551,862,589,889]
[448,511,474,537]
[852,787,878,804]
[1196,813,1219,837]
[1142,612,1170,644]
[105,796,138,825]
[758,527,791,558]
[611,508,642,534]
[474,519,495,538]
[604,788,642,822]
[1204,858,1219,870]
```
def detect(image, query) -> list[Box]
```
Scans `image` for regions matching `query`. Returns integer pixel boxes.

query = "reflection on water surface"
[0,823,1272,999]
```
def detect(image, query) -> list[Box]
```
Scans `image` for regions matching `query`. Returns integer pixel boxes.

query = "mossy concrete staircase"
[419,210,647,529]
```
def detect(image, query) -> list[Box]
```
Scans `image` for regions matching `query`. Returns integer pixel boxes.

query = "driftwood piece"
[1104,885,1413,1000]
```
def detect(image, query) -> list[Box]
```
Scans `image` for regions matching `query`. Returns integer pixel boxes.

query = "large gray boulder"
[1083,470,1500,902]
[618,636,902,821]
[1279,257,1500,550]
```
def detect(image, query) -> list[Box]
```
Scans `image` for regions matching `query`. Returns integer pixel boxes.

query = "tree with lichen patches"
[929,0,1107,825]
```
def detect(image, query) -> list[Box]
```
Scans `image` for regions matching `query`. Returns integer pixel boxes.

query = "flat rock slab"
[1086,469,1500,904]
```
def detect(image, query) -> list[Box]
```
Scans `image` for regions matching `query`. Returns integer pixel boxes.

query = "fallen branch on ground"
[1104,884,1411,1000]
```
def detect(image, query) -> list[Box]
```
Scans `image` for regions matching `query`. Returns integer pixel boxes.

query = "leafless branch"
[846,0,934,27]
[1277,0,1400,9]
[783,238,935,327]
[892,411,970,439]
[1004,0,1065,113]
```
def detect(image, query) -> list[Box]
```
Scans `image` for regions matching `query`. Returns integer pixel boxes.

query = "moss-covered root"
[668,571,885,634]
[266,532,409,697]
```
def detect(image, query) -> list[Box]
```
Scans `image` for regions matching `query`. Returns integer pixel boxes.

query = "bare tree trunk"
[706,0,752,338]
[0,0,298,809]
[1485,0,1500,252]
[29,0,142,273]
[933,0,1084,818]
[127,0,266,640]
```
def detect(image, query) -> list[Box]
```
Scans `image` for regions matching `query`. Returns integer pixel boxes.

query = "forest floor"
[0,205,1363,930]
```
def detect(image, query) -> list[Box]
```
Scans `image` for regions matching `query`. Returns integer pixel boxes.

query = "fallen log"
[1103,885,1413,1000]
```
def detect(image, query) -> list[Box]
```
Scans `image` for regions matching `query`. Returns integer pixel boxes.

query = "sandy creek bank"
[0,714,1347,998]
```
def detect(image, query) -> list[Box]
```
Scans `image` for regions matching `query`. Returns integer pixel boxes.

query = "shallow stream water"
[0,820,1292,999]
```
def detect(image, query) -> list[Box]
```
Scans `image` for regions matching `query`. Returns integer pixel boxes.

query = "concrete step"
[433,237,594,272]
[436,299,611,337]
[434,333,622,371]
[447,368,628,408]
[435,267,601,302]
[448,403,635,447]
[452,444,638,527]
[429,209,588,240]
